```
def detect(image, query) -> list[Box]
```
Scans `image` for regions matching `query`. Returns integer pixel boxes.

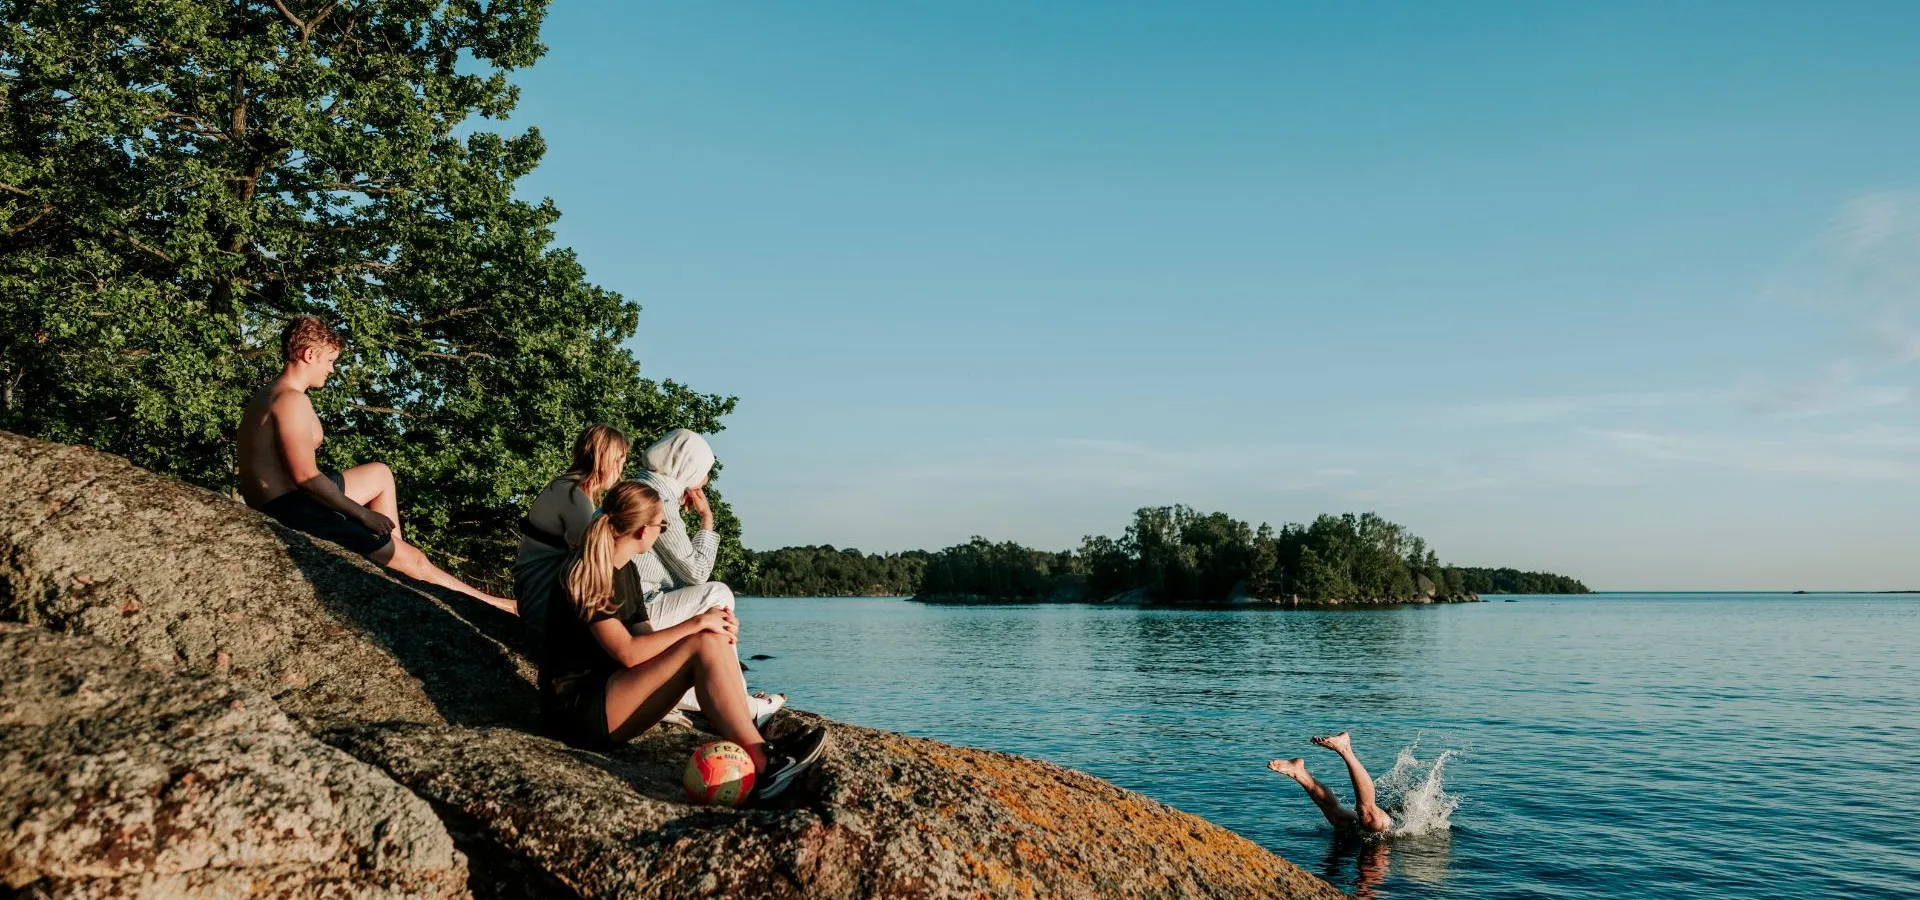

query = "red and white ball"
[683,740,755,807]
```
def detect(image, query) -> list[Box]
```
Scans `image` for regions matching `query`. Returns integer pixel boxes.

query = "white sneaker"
[751,692,788,729]
[681,692,786,730]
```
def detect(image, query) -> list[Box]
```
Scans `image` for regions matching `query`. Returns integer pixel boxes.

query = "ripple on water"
[734,594,1920,900]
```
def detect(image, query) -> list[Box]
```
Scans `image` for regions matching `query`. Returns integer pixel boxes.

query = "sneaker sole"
[757,730,832,800]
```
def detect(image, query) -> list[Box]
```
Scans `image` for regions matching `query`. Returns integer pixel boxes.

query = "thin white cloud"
[1592,427,1920,482]
[1433,389,1733,425]
[1755,189,1920,415]
[1743,360,1912,416]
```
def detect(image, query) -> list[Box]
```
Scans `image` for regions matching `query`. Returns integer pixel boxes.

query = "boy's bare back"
[237,379,320,508]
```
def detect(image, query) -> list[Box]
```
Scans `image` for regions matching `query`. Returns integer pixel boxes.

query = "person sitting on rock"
[515,423,631,647]
[629,428,784,723]
[541,480,829,799]
[238,315,514,614]
[1268,732,1394,837]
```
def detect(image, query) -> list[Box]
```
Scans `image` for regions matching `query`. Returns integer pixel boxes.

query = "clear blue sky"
[508,1,1920,590]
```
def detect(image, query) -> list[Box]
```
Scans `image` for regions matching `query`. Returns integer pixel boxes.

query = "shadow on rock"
[275,528,539,729]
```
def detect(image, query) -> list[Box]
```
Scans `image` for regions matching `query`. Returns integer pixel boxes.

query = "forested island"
[740,507,1589,606]
[738,546,928,597]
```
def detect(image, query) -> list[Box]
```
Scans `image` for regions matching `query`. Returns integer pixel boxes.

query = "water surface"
[734,594,1920,900]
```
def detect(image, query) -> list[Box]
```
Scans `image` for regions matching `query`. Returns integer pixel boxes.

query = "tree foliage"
[1454,567,1589,595]
[0,1,739,589]
[918,537,1080,601]
[909,507,1587,604]
[735,546,927,598]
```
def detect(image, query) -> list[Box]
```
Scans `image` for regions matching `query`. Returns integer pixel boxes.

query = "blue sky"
[507,2,1920,590]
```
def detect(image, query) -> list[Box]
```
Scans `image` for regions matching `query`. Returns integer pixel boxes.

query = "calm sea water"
[732,594,1920,900]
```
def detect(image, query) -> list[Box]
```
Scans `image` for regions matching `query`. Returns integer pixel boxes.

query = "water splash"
[1373,737,1461,837]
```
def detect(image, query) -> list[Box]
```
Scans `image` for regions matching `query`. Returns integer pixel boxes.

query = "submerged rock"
[0,431,1341,899]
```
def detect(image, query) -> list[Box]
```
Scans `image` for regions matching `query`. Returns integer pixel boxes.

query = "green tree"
[736,545,927,597]
[0,1,737,589]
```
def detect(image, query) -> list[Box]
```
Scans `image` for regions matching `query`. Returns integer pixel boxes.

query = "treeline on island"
[741,507,1589,606]
[1453,567,1589,595]
[737,546,928,597]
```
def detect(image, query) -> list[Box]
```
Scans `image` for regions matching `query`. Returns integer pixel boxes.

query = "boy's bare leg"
[341,462,403,541]
[339,460,513,614]
[371,536,517,615]
[1268,758,1358,829]
[1312,732,1392,833]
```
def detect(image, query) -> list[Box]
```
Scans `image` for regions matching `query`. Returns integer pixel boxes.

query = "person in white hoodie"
[629,428,785,723]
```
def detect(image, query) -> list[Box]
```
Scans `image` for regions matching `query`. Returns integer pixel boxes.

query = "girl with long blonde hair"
[514,424,632,646]
[539,482,829,797]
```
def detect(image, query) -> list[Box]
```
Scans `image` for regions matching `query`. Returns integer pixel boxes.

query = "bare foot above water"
[1310,731,1352,754]
[1267,757,1308,779]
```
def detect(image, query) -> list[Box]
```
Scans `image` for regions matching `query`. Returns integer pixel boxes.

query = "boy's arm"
[273,394,394,535]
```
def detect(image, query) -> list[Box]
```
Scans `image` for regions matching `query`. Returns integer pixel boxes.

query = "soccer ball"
[683,740,755,807]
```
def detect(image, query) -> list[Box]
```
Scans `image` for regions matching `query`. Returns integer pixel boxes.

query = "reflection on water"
[1392,832,1453,885]
[1325,832,1453,899]
[1324,839,1392,900]
[735,594,1920,900]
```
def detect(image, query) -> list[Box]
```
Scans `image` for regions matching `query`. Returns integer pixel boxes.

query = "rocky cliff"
[0,431,1343,900]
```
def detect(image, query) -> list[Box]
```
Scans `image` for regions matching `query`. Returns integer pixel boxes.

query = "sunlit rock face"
[0,430,1342,900]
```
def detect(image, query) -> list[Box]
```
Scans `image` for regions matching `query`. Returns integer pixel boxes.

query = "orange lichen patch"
[864,725,1323,896]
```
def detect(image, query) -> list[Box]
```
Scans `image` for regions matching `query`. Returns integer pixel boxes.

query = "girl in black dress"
[540,481,827,799]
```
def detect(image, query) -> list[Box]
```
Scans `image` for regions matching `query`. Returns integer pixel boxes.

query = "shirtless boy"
[1268,731,1394,837]
[238,315,514,613]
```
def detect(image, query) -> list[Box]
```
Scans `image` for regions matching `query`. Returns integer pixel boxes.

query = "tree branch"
[229,69,246,139]
[309,3,340,33]
[107,227,174,264]
[348,403,421,418]
[320,181,403,195]
[156,110,228,140]
[418,306,482,326]
[5,205,53,235]
[269,0,307,33]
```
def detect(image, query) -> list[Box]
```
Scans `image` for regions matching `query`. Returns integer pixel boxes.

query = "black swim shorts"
[258,472,394,557]
[541,678,614,750]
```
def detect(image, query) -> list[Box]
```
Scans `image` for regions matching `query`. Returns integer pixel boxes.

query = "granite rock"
[0,625,467,898]
[0,431,1343,899]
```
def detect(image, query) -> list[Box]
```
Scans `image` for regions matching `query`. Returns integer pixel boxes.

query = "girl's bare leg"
[1268,758,1358,829]
[604,632,768,769]
[1313,732,1391,832]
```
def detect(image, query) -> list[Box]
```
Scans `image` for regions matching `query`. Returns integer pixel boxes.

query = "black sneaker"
[756,726,831,800]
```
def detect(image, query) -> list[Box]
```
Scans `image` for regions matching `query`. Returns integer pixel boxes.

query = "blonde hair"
[565,481,662,619]
[564,424,629,503]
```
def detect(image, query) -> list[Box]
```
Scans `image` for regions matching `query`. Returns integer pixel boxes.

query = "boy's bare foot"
[1267,757,1308,779]
[1310,731,1352,753]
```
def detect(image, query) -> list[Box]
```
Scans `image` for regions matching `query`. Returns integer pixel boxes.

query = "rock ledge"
[0,431,1341,899]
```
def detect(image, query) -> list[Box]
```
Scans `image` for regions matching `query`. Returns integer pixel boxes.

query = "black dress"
[538,567,648,749]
